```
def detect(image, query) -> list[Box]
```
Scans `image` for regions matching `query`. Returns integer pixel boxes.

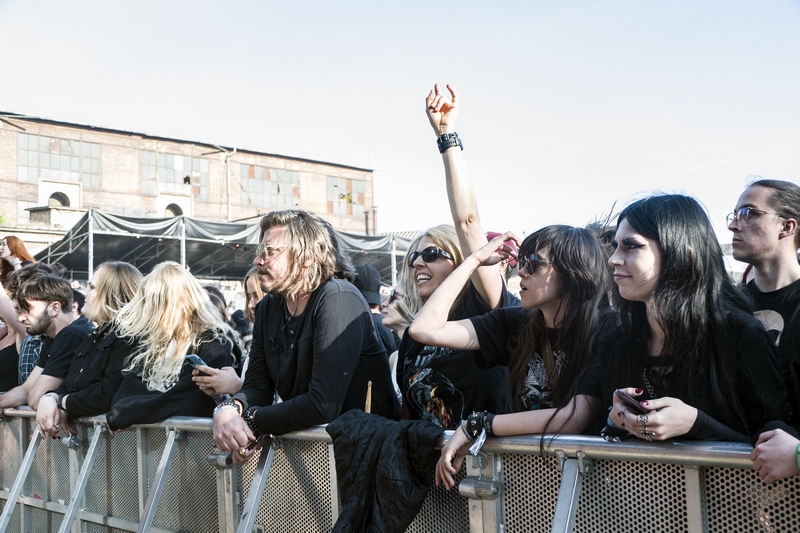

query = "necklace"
[641,367,656,398]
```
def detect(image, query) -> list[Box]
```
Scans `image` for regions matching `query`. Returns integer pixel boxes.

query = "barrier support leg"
[550,450,592,533]
[136,428,184,533]
[235,439,278,533]
[58,422,106,533]
[0,430,42,532]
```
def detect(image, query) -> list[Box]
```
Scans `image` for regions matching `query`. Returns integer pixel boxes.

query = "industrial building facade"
[0,113,375,254]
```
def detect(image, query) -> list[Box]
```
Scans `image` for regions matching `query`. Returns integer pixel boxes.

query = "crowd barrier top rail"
[2,406,755,469]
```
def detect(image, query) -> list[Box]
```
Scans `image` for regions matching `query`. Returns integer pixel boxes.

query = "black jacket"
[326,409,444,533]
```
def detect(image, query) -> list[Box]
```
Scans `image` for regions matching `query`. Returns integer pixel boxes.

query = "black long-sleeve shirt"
[234,278,401,436]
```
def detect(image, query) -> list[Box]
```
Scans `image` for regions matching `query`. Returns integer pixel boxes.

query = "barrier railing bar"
[684,465,707,533]
[0,430,42,532]
[136,428,183,533]
[58,422,106,533]
[235,440,277,533]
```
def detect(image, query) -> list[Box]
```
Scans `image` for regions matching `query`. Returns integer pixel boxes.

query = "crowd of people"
[1,85,800,526]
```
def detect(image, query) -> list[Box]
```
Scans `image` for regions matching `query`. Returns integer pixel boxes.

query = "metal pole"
[87,208,94,280]
[391,235,397,286]
[180,217,186,269]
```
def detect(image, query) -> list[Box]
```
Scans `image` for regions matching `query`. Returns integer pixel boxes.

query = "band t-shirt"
[470,306,564,411]
[397,283,518,429]
[745,278,800,431]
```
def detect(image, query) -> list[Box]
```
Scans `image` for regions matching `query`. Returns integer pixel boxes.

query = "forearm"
[492,396,599,436]
[408,255,481,345]
[28,375,64,410]
[688,410,749,442]
[0,385,31,409]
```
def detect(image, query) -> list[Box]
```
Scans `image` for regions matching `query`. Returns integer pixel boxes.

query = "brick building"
[0,113,376,254]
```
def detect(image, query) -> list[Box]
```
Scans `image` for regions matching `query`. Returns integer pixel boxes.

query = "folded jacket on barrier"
[326,409,445,533]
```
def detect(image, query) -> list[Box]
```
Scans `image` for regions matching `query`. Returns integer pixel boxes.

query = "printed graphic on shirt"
[405,345,464,429]
[754,309,785,347]
[522,350,564,410]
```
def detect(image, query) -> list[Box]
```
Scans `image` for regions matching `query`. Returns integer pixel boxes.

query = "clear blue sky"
[2,1,799,244]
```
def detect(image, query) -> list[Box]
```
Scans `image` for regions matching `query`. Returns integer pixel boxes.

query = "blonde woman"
[37,262,142,437]
[106,262,235,430]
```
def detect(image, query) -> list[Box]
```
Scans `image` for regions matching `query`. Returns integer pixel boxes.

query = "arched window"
[49,192,70,207]
[165,204,183,217]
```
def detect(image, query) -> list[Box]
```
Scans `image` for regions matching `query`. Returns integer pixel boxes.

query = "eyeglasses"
[518,253,550,276]
[388,289,405,304]
[255,243,290,259]
[408,246,454,267]
[726,207,786,225]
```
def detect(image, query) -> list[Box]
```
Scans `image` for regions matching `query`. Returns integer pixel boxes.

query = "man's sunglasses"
[726,206,786,225]
[518,254,550,276]
[408,246,454,267]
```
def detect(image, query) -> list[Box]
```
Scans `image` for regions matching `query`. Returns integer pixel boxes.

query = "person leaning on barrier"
[408,229,611,489]
[723,179,800,482]
[36,262,142,438]
[0,269,93,412]
[105,262,236,430]
[596,194,794,443]
[212,209,401,463]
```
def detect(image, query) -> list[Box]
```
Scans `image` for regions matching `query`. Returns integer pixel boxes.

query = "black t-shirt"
[583,309,791,440]
[398,283,519,429]
[234,278,401,436]
[0,342,19,392]
[39,316,94,378]
[745,278,800,431]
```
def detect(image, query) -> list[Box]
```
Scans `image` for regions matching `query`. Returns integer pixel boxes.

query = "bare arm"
[28,374,64,410]
[426,84,505,309]
[492,394,600,436]
[0,281,28,338]
[409,233,519,350]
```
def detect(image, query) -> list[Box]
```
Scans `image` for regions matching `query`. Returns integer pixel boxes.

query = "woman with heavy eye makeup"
[593,194,793,445]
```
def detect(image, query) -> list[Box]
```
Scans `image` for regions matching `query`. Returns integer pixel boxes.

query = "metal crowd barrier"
[1,408,799,532]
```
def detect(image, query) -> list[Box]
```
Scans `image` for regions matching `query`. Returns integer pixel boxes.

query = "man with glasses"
[730,180,800,481]
[211,209,401,462]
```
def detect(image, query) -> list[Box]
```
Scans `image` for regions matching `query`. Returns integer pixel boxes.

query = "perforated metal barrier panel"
[2,412,800,533]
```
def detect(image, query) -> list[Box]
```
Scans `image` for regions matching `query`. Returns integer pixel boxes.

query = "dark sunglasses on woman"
[518,254,550,276]
[408,246,454,268]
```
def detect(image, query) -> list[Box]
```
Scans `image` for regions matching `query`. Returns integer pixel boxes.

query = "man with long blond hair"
[212,209,400,462]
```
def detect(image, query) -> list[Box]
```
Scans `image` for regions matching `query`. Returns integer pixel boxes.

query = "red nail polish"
[634,388,643,394]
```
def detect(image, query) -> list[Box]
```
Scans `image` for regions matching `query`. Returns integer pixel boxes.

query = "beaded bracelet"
[213,398,241,417]
[243,406,259,432]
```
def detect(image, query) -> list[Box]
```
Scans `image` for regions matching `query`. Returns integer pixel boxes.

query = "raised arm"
[426,84,505,309]
[409,232,519,350]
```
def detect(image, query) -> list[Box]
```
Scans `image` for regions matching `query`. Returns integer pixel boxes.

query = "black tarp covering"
[35,209,412,284]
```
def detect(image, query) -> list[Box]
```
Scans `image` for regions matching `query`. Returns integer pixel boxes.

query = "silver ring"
[645,434,653,442]
[637,414,649,424]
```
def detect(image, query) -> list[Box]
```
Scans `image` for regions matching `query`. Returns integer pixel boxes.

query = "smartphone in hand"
[614,389,648,415]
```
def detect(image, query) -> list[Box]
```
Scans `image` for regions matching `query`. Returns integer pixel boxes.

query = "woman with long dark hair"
[603,194,791,442]
[410,228,610,489]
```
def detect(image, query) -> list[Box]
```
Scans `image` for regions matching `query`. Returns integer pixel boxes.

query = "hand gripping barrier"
[2,408,800,532]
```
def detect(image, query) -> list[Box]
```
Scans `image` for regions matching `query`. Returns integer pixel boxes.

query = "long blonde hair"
[91,262,142,325]
[400,224,465,315]
[118,262,232,391]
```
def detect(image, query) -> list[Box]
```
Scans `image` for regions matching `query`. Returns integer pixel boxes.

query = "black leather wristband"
[436,132,463,153]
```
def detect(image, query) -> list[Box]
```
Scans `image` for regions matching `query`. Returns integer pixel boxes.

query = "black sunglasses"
[518,253,550,276]
[408,246,454,267]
